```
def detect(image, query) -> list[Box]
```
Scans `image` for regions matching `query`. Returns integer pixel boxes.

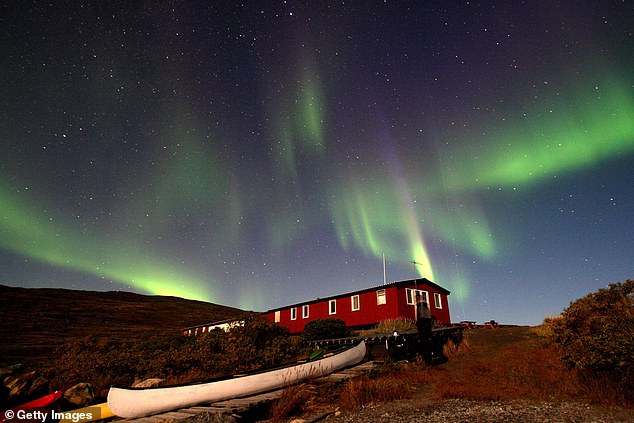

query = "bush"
[45,314,304,396]
[302,318,349,341]
[549,280,634,406]
[550,280,634,370]
[370,318,417,334]
[227,314,302,371]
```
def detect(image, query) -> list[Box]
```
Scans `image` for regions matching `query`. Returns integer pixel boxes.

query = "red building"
[265,278,451,333]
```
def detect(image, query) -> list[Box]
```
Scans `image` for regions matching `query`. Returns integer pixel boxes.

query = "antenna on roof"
[410,260,423,272]
[410,260,423,290]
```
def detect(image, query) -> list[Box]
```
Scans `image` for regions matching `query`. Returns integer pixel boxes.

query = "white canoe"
[108,341,366,418]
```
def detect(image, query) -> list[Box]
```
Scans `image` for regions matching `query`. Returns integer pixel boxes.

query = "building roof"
[266,278,450,312]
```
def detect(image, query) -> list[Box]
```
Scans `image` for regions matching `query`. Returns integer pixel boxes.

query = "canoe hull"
[108,341,365,418]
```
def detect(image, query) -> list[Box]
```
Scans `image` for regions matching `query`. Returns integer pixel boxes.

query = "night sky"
[1,1,632,325]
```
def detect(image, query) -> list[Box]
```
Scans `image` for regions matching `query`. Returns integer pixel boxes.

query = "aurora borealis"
[1,1,632,324]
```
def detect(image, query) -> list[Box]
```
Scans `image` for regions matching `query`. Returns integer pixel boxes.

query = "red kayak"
[1,391,64,423]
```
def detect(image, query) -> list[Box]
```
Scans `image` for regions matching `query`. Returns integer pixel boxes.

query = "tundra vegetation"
[301,318,349,341]
[45,314,306,395]
[547,279,634,405]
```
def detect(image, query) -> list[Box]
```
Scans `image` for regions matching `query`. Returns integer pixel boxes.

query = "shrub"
[549,280,634,406]
[302,318,349,341]
[373,318,417,334]
[550,280,634,370]
[45,314,304,396]
[228,314,303,371]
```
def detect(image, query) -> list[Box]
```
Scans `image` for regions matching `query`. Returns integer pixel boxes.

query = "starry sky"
[1,1,632,326]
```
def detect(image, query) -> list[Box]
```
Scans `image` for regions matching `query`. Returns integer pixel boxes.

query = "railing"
[309,325,465,351]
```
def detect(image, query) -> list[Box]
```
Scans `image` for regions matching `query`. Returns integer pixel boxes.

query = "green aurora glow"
[439,80,634,193]
[0,182,214,301]
[329,173,435,281]
[1,72,632,306]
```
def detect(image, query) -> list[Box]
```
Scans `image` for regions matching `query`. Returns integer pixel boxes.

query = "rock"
[4,371,36,398]
[0,364,23,379]
[64,383,94,407]
[132,378,164,388]
[26,376,49,397]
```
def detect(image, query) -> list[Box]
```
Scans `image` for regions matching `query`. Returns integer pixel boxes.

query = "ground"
[287,326,634,423]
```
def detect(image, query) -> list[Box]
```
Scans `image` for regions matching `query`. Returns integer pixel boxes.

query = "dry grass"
[433,341,581,402]
[268,383,320,421]
[356,318,417,336]
[268,327,633,420]
[530,317,558,338]
[336,327,612,405]
[340,374,410,407]
[442,334,472,359]
[576,368,634,406]
[429,327,634,407]
[338,363,435,408]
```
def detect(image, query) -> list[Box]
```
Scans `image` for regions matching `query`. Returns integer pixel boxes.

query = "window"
[351,295,360,311]
[421,290,429,305]
[406,288,414,305]
[434,293,442,309]
[406,288,428,305]
[329,299,337,315]
[302,304,310,319]
[290,307,297,320]
[274,310,281,323]
[376,289,386,305]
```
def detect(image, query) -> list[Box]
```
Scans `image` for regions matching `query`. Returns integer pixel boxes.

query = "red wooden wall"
[266,280,451,334]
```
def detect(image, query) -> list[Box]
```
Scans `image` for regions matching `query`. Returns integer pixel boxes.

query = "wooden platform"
[114,361,378,423]
[310,325,464,348]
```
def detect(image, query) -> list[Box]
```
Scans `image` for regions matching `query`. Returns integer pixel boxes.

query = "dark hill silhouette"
[0,284,246,367]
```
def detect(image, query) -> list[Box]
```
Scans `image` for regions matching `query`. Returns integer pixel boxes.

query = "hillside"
[0,284,246,367]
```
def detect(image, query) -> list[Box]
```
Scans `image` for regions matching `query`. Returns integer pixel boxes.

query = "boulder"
[64,383,94,407]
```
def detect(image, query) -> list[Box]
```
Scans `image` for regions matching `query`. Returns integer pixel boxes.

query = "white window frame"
[376,289,386,305]
[274,310,281,323]
[434,292,443,309]
[302,304,310,319]
[351,294,360,311]
[290,307,297,321]
[406,288,415,305]
[329,299,337,315]
[406,288,428,305]
[421,290,429,305]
